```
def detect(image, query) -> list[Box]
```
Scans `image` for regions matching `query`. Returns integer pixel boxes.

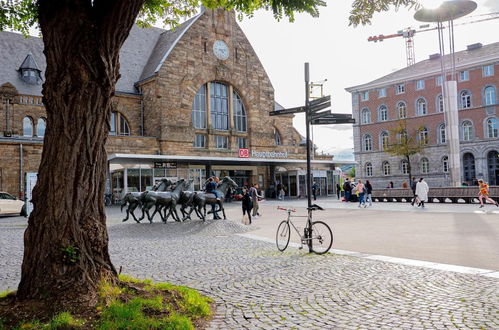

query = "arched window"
[378,105,388,122]
[486,117,498,138]
[382,161,391,176]
[363,134,373,151]
[36,118,46,137]
[192,84,207,129]
[365,162,373,177]
[233,90,247,132]
[442,156,449,173]
[380,131,389,151]
[210,82,229,130]
[416,98,427,116]
[463,153,476,183]
[361,108,371,124]
[438,123,446,144]
[275,128,282,146]
[420,157,429,174]
[462,120,473,141]
[484,86,496,106]
[23,117,33,137]
[397,102,407,119]
[460,90,472,109]
[401,160,409,175]
[436,94,444,113]
[110,112,130,136]
[418,127,429,145]
[399,129,408,143]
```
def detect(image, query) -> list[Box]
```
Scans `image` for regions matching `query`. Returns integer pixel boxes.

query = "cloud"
[324,125,353,131]
[484,0,499,11]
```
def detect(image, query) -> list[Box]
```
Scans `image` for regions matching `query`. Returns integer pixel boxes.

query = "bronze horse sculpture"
[178,179,201,221]
[192,176,238,221]
[121,178,172,223]
[140,178,186,223]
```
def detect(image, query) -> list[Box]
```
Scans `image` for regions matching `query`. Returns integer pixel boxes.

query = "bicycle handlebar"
[277,206,296,213]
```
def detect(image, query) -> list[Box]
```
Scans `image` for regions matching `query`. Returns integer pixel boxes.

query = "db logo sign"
[238,148,249,158]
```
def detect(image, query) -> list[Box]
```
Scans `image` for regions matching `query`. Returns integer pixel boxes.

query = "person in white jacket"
[415,178,429,208]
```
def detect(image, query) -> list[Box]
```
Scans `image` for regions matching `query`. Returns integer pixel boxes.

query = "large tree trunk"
[17,0,144,308]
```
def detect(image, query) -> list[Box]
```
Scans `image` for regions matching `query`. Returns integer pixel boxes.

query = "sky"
[237,0,499,161]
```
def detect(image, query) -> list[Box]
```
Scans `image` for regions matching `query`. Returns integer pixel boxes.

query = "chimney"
[466,43,482,51]
[429,53,441,60]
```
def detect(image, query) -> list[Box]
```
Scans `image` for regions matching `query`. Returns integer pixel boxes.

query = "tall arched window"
[460,90,472,109]
[442,156,449,173]
[192,84,207,129]
[462,120,473,141]
[397,102,407,119]
[484,86,497,106]
[363,134,373,151]
[110,112,130,136]
[23,117,33,137]
[418,127,429,145]
[382,161,391,176]
[416,98,427,116]
[463,153,475,183]
[438,123,446,144]
[435,94,444,113]
[210,82,229,130]
[233,90,247,132]
[380,131,389,151]
[401,160,409,175]
[399,129,408,143]
[361,108,371,124]
[420,157,429,174]
[378,105,388,122]
[486,117,498,138]
[274,128,282,146]
[36,118,46,137]
[365,162,373,177]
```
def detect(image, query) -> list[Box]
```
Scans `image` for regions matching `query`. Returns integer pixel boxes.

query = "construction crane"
[368,12,499,67]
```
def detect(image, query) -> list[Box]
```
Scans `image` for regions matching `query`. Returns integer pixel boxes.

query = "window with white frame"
[486,117,498,138]
[361,91,369,101]
[462,121,473,141]
[237,137,247,149]
[416,98,427,115]
[460,90,472,109]
[36,118,46,137]
[210,82,229,130]
[365,162,373,177]
[459,70,469,81]
[483,64,494,77]
[438,123,446,144]
[442,156,449,173]
[437,94,444,113]
[214,135,228,149]
[378,105,388,121]
[399,129,408,143]
[484,86,496,106]
[363,134,373,151]
[397,102,407,119]
[275,129,282,146]
[361,108,371,124]
[378,88,386,98]
[419,127,429,145]
[110,111,130,136]
[193,134,206,148]
[22,117,33,137]
[401,160,409,175]
[233,91,247,132]
[436,75,443,86]
[380,131,389,151]
[382,161,391,176]
[416,80,425,90]
[396,84,405,94]
[420,158,430,174]
[192,84,207,129]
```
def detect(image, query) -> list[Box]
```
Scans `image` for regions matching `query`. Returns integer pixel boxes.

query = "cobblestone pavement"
[1,216,498,329]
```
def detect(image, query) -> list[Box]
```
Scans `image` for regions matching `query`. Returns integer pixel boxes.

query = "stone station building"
[0,8,342,200]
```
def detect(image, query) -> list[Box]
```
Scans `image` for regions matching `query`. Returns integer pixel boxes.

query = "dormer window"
[18,53,43,85]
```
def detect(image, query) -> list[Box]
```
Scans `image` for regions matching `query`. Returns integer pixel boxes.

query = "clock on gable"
[213,40,229,60]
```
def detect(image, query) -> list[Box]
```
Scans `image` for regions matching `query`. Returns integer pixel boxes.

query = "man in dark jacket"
[410,177,417,206]
[343,179,352,202]
[241,187,253,224]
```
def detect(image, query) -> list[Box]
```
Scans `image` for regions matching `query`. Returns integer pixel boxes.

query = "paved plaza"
[1,200,498,329]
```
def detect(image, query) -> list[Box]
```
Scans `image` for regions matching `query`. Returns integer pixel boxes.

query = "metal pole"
[304,63,313,253]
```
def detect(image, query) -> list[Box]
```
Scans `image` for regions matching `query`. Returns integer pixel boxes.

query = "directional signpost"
[269,63,356,253]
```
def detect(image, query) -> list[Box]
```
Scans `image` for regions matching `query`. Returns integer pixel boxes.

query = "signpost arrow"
[269,105,306,116]
[308,100,331,113]
[308,95,330,107]
[310,118,355,125]
[317,113,353,120]
[309,110,331,121]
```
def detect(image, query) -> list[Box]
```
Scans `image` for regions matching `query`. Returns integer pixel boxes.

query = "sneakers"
[479,205,484,208]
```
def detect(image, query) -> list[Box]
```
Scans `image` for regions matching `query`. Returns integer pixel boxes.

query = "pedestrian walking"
[312,182,318,201]
[336,183,341,200]
[410,177,417,206]
[415,178,429,208]
[250,184,262,218]
[343,179,352,202]
[277,182,283,200]
[477,179,498,208]
[356,179,365,207]
[365,180,373,207]
[241,187,253,224]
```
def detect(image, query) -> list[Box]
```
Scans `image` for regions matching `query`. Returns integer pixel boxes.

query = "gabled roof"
[346,41,499,92]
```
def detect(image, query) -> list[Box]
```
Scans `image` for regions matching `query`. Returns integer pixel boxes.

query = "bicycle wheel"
[310,221,333,254]
[276,220,291,252]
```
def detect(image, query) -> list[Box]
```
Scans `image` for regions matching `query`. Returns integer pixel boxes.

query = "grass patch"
[0,290,14,299]
[0,275,213,329]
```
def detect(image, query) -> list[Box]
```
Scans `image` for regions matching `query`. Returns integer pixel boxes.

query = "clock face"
[213,40,229,60]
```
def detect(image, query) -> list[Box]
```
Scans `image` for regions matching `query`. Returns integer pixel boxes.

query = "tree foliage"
[349,0,420,26]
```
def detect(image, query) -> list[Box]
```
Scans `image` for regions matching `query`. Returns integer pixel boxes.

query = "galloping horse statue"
[178,179,201,221]
[140,178,186,223]
[192,176,238,221]
[121,178,172,223]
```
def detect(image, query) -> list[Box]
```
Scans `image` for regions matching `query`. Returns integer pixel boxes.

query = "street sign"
[308,100,331,113]
[269,106,306,116]
[309,110,331,121]
[308,95,330,107]
[324,113,352,119]
[311,118,355,125]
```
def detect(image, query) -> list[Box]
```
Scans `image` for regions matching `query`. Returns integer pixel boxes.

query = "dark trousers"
[242,207,252,224]
[313,190,317,200]
[345,191,351,202]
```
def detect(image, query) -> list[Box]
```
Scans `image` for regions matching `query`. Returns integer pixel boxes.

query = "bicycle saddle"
[307,204,324,211]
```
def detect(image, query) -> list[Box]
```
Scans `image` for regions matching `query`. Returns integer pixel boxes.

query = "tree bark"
[17,0,145,308]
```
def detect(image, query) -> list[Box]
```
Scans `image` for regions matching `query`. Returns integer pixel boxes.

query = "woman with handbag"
[241,187,253,225]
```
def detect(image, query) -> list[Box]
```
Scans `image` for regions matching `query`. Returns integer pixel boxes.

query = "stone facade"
[347,43,499,189]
